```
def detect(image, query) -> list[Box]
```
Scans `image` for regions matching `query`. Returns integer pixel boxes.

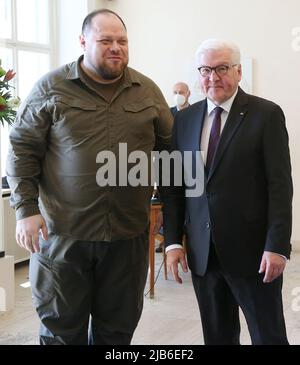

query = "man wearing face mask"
[170,82,191,117]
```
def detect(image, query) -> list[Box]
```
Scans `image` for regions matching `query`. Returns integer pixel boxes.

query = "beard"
[96,59,128,81]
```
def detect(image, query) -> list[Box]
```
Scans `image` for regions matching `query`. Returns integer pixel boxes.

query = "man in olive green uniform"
[6,9,172,345]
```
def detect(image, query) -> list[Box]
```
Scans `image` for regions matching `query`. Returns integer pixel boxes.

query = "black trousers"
[191,244,289,345]
[29,231,149,345]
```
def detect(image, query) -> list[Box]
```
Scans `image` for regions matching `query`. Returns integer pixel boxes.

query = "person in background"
[163,38,292,345]
[170,81,191,117]
[155,81,191,253]
[6,9,172,345]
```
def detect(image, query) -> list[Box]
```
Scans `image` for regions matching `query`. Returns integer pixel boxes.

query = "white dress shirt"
[201,89,238,164]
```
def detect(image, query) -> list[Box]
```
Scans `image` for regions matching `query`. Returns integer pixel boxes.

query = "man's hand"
[166,248,188,284]
[259,251,286,283]
[16,214,48,253]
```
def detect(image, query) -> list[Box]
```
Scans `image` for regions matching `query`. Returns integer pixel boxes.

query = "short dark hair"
[82,9,127,35]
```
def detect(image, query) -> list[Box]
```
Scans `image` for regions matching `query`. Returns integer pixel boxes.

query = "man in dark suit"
[170,81,191,117]
[163,39,293,345]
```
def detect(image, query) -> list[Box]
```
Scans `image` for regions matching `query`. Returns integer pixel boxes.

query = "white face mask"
[174,93,186,108]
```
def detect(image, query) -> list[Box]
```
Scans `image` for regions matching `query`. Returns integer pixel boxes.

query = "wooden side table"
[148,203,161,298]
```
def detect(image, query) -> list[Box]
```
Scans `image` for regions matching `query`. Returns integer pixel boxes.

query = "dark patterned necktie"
[206,106,223,173]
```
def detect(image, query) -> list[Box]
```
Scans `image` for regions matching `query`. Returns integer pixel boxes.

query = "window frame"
[0,0,57,177]
[0,0,57,96]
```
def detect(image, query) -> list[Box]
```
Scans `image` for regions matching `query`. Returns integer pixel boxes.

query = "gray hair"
[195,38,241,65]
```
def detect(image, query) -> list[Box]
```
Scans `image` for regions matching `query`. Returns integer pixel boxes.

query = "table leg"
[149,209,155,299]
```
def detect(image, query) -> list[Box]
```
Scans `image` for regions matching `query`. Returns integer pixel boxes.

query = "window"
[0,0,55,177]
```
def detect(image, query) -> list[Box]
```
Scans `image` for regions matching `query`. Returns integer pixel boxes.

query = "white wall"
[91,0,300,244]
[56,0,89,65]
[56,0,109,65]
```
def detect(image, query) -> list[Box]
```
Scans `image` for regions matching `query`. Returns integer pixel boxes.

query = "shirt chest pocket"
[123,99,155,113]
[52,99,98,142]
[122,99,157,143]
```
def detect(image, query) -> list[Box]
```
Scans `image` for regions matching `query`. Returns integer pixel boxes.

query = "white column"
[0,128,15,312]
[0,256,15,311]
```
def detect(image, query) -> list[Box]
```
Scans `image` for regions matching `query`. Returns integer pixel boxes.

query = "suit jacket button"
[206,222,210,229]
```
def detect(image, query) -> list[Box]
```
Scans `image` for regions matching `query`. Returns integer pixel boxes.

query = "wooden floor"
[1,246,300,345]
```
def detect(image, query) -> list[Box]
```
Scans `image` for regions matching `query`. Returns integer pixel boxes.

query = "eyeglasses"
[198,64,238,78]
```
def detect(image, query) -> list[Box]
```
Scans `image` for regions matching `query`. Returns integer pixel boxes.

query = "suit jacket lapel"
[207,88,249,182]
[187,100,207,152]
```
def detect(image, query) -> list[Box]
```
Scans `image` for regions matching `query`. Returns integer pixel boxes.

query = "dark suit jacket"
[163,88,293,277]
[170,106,178,117]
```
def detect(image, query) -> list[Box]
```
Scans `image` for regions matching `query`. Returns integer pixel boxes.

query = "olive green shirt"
[7,56,173,242]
